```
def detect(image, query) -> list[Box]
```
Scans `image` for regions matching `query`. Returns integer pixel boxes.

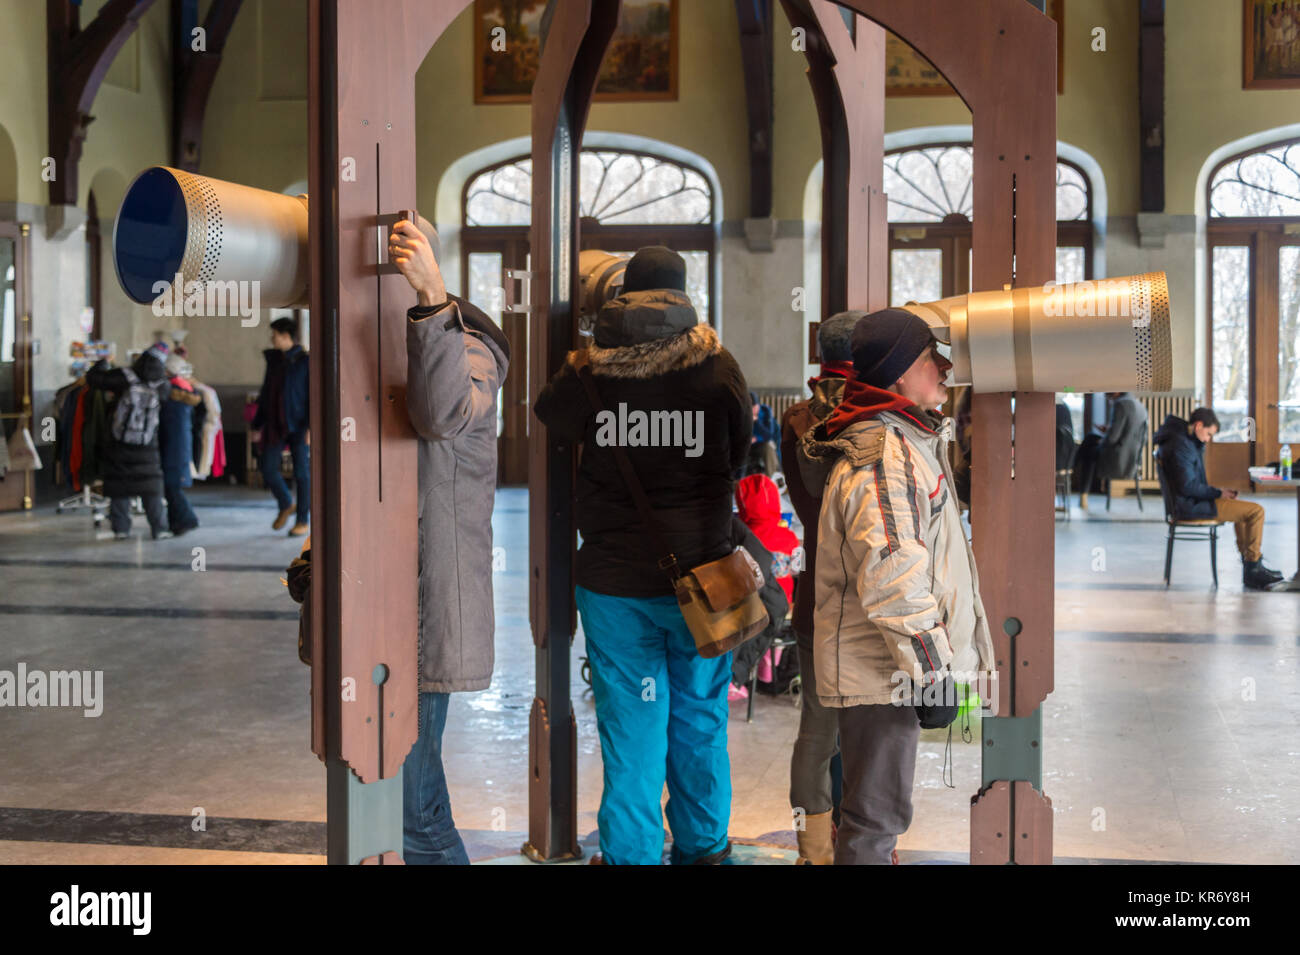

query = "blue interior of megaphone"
[114,167,189,304]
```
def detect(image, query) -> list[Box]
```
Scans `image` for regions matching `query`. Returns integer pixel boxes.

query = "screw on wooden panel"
[999,155,1005,161]
[366,716,372,723]
[386,123,392,129]
[362,119,369,126]
[365,395,371,401]
[1024,154,1031,160]
[986,739,994,746]
[388,394,395,402]
[1031,740,1038,747]
[996,832,1003,837]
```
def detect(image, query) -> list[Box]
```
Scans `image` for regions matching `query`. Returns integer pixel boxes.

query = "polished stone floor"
[0,481,1296,865]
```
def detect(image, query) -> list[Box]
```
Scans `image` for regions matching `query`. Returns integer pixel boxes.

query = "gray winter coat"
[406,296,509,693]
[1097,393,1149,480]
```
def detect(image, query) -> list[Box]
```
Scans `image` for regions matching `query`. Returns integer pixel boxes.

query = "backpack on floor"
[112,368,162,445]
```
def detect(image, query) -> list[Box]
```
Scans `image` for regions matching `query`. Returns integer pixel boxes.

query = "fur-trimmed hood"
[592,288,700,348]
[568,321,721,380]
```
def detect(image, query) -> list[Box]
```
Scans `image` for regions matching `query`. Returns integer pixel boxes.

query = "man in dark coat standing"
[252,317,310,536]
[160,352,202,535]
[388,216,509,864]
[782,310,859,864]
[87,345,172,540]
[1153,407,1284,590]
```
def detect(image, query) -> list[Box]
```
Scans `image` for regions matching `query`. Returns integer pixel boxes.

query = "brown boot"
[795,811,835,865]
[272,506,294,531]
[289,522,309,537]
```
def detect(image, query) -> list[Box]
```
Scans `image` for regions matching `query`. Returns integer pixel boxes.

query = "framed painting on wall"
[1244,0,1300,89]
[474,0,678,104]
[885,0,1064,96]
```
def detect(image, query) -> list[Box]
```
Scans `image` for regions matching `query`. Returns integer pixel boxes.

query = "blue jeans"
[575,585,732,865]
[260,430,310,524]
[163,481,198,532]
[402,692,469,865]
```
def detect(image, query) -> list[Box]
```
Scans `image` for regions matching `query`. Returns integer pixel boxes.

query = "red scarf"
[824,378,938,437]
[807,360,855,392]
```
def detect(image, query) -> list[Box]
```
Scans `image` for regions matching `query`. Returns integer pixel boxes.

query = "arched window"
[462,148,715,321]
[460,147,716,485]
[885,143,1094,308]
[884,143,1095,433]
[1207,138,1300,447]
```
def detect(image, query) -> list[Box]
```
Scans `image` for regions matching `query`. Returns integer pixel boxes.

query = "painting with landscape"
[475,0,677,103]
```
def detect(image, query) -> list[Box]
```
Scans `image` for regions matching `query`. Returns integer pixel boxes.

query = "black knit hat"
[851,308,937,389]
[622,246,686,293]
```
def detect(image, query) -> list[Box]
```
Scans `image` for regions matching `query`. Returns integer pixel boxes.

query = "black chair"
[1154,452,1228,588]
[1105,461,1143,512]
[1055,422,1077,521]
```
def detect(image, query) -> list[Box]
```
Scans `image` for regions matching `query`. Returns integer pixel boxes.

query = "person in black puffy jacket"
[534,246,751,865]
[87,346,171,539]
[1153,408,1283,590]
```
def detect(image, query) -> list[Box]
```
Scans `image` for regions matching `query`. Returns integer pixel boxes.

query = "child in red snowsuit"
[735,473,798,685]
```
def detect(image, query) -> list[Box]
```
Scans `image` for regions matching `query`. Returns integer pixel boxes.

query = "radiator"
[1134,395,1195,481]
[755,388,806,426]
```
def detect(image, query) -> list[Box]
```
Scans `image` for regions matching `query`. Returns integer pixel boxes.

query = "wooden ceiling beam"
[171,0,245,172]
[46,0,156,208]
[734,0,775,223]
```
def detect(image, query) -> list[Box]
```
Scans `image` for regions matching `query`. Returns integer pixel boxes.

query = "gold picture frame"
[1243,0,1300,89]
[474,0,678,104]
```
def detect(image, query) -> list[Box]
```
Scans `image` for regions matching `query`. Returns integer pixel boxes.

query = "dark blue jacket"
[160,384,201,488]
[254,344,309,447]
[1153,414,1221,520]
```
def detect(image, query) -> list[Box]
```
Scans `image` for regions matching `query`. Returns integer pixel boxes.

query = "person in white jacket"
[798,308,995,865]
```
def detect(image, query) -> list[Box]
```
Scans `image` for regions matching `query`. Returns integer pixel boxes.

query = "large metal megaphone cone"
[114,166,310,308]
[902,271,1173,393]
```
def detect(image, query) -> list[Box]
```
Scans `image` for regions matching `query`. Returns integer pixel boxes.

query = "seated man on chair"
[1153,408,1284,591]
[1076,391,1146,509]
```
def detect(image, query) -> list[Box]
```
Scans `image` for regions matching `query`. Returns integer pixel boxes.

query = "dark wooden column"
[784,0,888,316]
[46,0,156,210]
[171,0,245,171]
[525,0,622,864]
[1138,0,1165,212]
[734,0,775,221]
[837,0,1059,864]
[307,0,469,865]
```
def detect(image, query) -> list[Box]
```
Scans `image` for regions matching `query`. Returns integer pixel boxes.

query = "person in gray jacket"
[1076,391,1148,508]
[389,217,509,865]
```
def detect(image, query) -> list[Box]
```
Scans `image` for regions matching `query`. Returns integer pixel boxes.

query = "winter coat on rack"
[86,351,170,498]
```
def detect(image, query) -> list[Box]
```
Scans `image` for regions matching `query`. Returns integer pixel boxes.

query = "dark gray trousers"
[835,701,920,864]
[789,629,839,816]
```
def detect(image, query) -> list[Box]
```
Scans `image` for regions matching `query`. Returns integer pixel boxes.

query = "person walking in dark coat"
[534,246,751,866]
[388,216,509,864]
[1153,408,1284,590]
[252,317,310,536]
[87,345,172,539]
[160,353,202,534]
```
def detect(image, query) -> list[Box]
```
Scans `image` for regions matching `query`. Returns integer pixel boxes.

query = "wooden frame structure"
[306,0,1057,863]
[776,0,1060,863]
